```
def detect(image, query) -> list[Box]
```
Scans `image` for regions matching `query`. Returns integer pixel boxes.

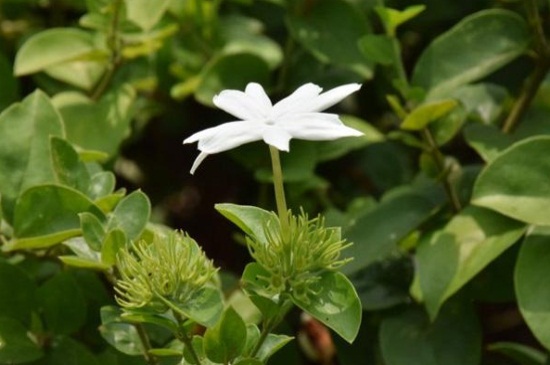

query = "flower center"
[263,118,276,126]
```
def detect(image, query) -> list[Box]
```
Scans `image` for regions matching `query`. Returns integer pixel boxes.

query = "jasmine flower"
[183,82,363,174]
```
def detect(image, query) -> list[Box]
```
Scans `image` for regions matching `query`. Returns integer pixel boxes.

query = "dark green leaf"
[204,307,247,363]
[0,262,37,326]
[46,336,100,365]
[412,10,529,97]
[358,34,396,65]
[293,271,362,343]
[51,137,90,193]
[488,342,547,365]
[516,227,550,351]
[0,90,64,223]
[0,52,19,110]
[472,136,550,225]
[175,284,224,328]
[464,123,515,162]
[80,212,106,251]
[256,333,293,362]
[101,229,127,266]
[100,306,145,356]
[0,317,43,364]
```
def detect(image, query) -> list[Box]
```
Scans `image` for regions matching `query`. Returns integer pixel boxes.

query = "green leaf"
[215,204,277,245]
[88,171,116,200]
[37,271,87,334]
[120,310,178,333]
[124,0,171,31]
[375,5,426,36]
[0,90,64,223]
[204,307,247,363]
[101,229,127,266]
[464,123,515,163]
[256,333,293,362]
[80,212,106,251]
[57,86,135,157]
[58,255,110,270]
[45,59,105,91]
[287,0,373,78]
[234,359,263,365]
[516,227,550,351]
[401,99,458,130]
[0,317,43,364]
[6,184,104,251]
[46,336,100,365]
[358,34,396,65]
[0,52,19,110]
[194,53,270,106]
[0,262,37,326]
[51,137,91,193]
[108,190,150,240]
[488,342,548,365]
[14,28,102,75]
[100,306,145,356]
[175,284,224,328]
[412,10,529,98]
[472,136,550,225]
[293,271,362,343]
[416,206,525,319]
[380,301,481,365]
[342,186,441,274]
[429,104,467,146]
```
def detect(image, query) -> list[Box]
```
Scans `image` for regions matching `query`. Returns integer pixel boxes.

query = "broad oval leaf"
[416,206,525,319]
[472,136,550,225]
[51,137,90,193]
[412,9,529,97]
[215,204,277,245]
[204,307,247,363]
[0,262,37,326]
[108,190,150,240]
[0,317,43,364]
[124,0,171,31]
[15,28,100,75]
[515,226,550,351]
[293,271,362,343]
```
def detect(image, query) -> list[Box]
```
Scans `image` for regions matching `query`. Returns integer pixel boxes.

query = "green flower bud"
[247,210,351,303]
[115,231,218,313]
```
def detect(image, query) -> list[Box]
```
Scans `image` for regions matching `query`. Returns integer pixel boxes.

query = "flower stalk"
[269,145,289,239]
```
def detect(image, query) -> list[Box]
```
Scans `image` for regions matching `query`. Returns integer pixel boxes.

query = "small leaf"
[472,136,550,225]
[204,307,247,363]
[46,336,100,365]
[80,212,106,251]
[108,190,151,240]
[358,34,396,65]
[215,204,277,245]
[120,310,178,333]
[99,306,145,356]
[293,271,362,343]
[488,342,548,365]
[412,10,529,97]
[401,99,458,130]
[256,333,294,362]
[51,137,90,193]
[124,0,171,31]
[175,284,224,328]
[88,171,116,199]
[516,227,550,351]
[375,5,426,36]
[101,229,127,266]
[464,123,515,163]
[0,317,43,364]
[14,28,102,75]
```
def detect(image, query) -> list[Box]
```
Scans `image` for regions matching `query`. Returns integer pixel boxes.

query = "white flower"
[183,82,363,174]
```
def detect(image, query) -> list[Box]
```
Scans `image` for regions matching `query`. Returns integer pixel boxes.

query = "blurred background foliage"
[2,0,550,364]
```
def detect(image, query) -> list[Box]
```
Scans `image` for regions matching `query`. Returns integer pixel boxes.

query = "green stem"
[269,146,290,238]
[250,298,292,358]
[421,128,462,213]
[172,311,203,365]
[91,0,123,100]
[502,0,550,133]
[135,323,160,365]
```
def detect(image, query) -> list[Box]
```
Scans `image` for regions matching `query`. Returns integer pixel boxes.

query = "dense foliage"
[1,0,550,364]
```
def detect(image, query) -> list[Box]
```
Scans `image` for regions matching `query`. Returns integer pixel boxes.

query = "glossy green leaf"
[472,136,550,225]
[0,90,64,223]
[464,123,515,162]
[342,186,441,274]
[375,5,426,36]
[416,206,525,319]
[287,0,373,78]
[256,333,294,362]
[516,226,550,351]
[358,34,396,65]
[429,104,467,146]
[108,190,150,240]
[7,184,104,251]
[88,171,116,200]
[37,271,87,334]
[443,83,508,123]
[194,53,270,106]
[0,262,37,326]
[14,28,101,75]
[51,137,90,193]
[57,86,135,157]
[204,307,247,363]
[120,310,178,333]
[401,99,458,130]
[488,342,548,365]
[380,301,481,365]
[215,204,277,245]
[99,306,145,356]
[80,212,106,251]
[293,271,362,343]
[175,284,224,328]
[0,317,43,364]
[412,10,529,97]
[101,229,127,266]
[242,263,276,300]
[125,0,171,30]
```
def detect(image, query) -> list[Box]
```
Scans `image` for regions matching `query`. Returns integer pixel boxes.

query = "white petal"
[262,126,292,151]
[245,83,272,111]
[271,83,323,117]
[279,113,363,141]
[184,121,264,154]
[189,152,209,174]
[213,85,270,120]
[309,83,361,112]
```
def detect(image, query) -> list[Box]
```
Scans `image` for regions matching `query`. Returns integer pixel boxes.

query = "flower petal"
[213,83,271,120]
[310,83,361,112]
[262,126,292,152]
[271,83,323,117]
[279,113,363,141]
[189,151,209,175]
[183,121,264,153]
